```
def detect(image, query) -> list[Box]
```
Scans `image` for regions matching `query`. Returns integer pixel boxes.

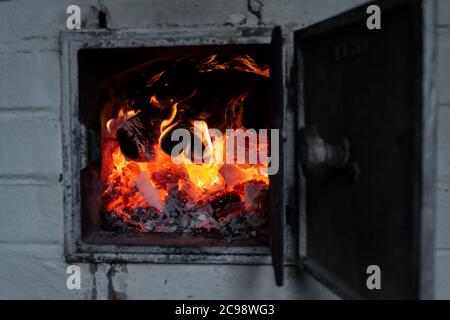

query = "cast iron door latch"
[298,126,360,181]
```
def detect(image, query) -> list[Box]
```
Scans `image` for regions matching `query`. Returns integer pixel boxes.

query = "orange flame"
[159,102,179,144]
[197,55,269,78]
[102,55,270,218]
[150,95,161,108]
[106,108,140,135]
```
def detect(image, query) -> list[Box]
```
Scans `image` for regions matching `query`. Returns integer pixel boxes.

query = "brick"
[0,119,62,177]
[0,0,97,52]
[437,106,450,177]
[0,255,338,299]
[436,177,450,248]
[101,0,247,28]
[123,264,338,299]
[435,249,450,299]
[0,185,63,243]
[0,243,92,299]
[438,0,450,26]
[263,0,368,26]
[438,27,450,104]
[0,51,60,109]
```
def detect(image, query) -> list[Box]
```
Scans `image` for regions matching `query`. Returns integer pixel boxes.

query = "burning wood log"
[159,121,209,162]
[116,111,160,161]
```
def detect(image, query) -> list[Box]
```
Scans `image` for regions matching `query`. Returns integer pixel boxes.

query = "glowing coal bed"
[100,54,271,240]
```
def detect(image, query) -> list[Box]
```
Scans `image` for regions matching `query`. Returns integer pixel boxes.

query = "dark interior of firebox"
[79,45,272,247]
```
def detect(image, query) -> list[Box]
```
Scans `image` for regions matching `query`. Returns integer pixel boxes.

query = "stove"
[61,0,437,299]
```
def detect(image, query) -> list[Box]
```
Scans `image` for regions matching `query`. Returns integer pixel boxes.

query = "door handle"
[298,126,359,180]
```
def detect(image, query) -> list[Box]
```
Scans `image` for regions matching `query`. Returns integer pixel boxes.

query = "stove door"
[295,0,436,299]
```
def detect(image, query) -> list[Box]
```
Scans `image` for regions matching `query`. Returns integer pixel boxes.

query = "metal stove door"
[295,0,436,299]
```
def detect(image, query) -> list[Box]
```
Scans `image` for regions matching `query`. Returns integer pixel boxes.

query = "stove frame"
[61,26,293,266]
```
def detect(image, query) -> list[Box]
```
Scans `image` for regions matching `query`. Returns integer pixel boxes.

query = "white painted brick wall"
[263,0,368,26]
[0,243,91,300]
[438,27,450,104]
[0,0,98,53]
[0,52,61,109]
[0,119,62,177]
[435,0,450,300]
[102,0,249,27]
[438,0,450,26]
[0,0,448,300]
[100,0,369,29]
[437,179,450,248]
[436,106,450,251]
[436,250,450,299]
[0,0,98,36]
[437,107,450,178]
[0,186,64,244]
[123,265,338,299]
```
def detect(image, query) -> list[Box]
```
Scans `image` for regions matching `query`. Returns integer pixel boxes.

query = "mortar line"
[0,107,60,120]
[0,174,60,186]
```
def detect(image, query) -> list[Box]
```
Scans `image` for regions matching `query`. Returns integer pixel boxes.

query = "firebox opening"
[79,45,273,247]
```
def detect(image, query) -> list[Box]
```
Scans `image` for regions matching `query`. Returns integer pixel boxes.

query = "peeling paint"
[106,264,127,300]
[97,0,111,29]
[89,263,98,300]
[248,0,264,25]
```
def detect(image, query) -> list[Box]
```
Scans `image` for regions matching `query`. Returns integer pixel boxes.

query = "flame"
[182,120,224,189]
[159,102,179,144]
[106,108,141,135]
[194,120,214,163]
[234,56,270,77]
[103,122,269,213]
[197,55,269,78]
[179,121,269,190]
[150,95,160,108]
[101,55,270,224]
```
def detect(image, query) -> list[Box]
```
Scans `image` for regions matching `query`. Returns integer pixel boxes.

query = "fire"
[101,54,271,235]
[197,55,270,78]
[103,113,269,212]
[150,95,161,108]
[182,120,223,189]
[106,108,141,136]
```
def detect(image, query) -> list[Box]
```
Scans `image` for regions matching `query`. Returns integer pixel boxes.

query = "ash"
[103,184,268,240]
